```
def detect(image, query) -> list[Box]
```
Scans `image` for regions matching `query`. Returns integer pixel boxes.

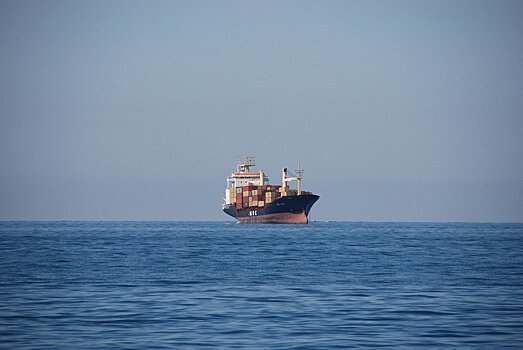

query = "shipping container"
[258,201,264,207]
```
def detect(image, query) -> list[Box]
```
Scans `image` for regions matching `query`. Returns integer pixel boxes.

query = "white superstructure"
[224,156,269,205]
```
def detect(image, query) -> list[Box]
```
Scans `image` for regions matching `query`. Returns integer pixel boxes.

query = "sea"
[1,221,522,349]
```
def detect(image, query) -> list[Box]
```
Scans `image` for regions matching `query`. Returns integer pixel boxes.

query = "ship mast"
[281,162,304,195]
[296,163,304,195]
[237,156,255,173]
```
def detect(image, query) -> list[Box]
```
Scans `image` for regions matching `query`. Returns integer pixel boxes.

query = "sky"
[1,0,522,221]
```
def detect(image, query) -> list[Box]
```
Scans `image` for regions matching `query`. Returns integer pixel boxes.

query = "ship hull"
[237,212,309,224]
[223,194,319,224]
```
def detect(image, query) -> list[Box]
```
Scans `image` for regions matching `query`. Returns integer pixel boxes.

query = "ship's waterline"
[238,212,308,224]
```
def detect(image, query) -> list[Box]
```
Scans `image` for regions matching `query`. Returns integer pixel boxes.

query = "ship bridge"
[226,156,269,189]
[224,157,269,206]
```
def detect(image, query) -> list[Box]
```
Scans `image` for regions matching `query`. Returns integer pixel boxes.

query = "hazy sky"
[1,0,522,221]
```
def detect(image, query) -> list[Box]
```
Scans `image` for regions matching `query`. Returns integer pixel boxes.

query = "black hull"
[223,194,319,224]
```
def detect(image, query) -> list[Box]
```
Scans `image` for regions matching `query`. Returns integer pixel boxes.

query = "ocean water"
[1,221,522,349]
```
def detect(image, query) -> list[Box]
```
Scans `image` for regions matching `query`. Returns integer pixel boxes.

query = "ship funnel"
[260,170,265,186]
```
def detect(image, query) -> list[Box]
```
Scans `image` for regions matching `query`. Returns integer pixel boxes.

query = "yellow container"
[252,200,258,206]
[258,201,264,207]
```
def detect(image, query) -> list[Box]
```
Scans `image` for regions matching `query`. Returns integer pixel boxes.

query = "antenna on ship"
[237,155,255,173]
[296,162,304,195]
[296,162,304,177]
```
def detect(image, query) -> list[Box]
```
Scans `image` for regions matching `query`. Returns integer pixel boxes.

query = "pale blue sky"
[1,0,522,221]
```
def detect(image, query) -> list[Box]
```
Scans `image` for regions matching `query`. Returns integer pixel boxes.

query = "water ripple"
[1,221,522,349]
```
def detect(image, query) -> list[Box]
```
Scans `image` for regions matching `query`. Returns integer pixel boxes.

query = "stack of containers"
[257,186,265,207]
[236,187,243,209]
[265,191,274,204]
[243,187,250,208]
[275,187,282,199]
[252,188,258,207]
[229,188,236,204]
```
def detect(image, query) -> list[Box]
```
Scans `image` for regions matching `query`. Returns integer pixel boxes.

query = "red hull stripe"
[237,212,308,224]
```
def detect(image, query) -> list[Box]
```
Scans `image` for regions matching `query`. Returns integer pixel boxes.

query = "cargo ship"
[222,157,319,224]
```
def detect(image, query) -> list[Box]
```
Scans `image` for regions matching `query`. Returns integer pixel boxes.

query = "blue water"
[1,222,522,349]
